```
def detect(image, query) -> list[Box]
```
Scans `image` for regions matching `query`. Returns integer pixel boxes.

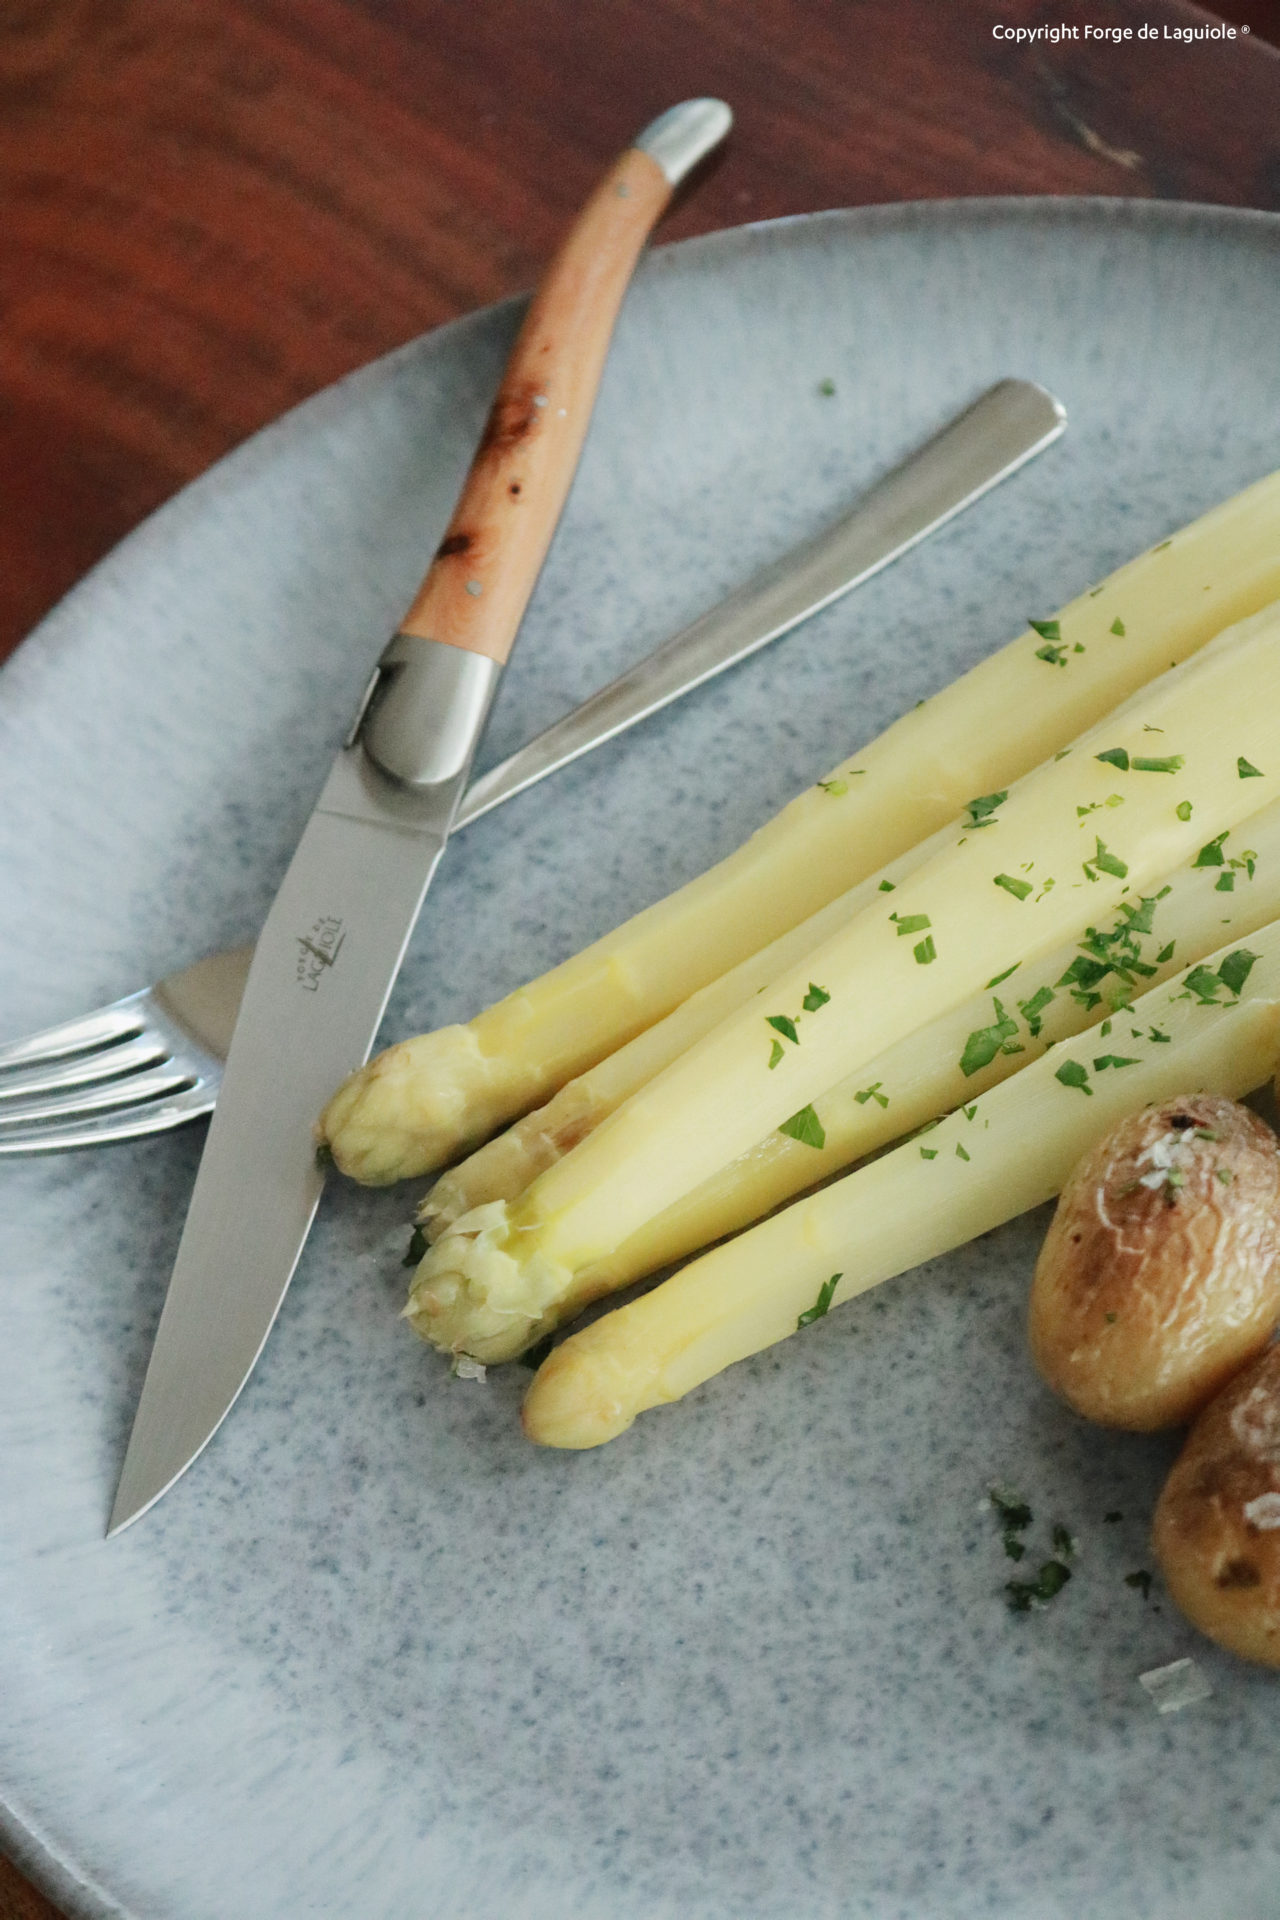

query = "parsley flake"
[779,1104,826,1149]
[766,1014,799,1045]
[767,1038,785,1070]
[1216,871,1235,893]
[1028,617,1062,642]
[1018,985,1056,1037]
[959,998,1020,1077]
[854,1081,888,1108]
[1110,617,1126,636]
[1132,755,1184,774]
[817,775,849,797]
[986,963,1021,988]
[878,879,896,892]
[1239,757,1264,779]
[1176,800,1193,821]
[955,1142,971,1161]
[920,1147,938,1160]
[891,912,931,936]
[1193,831,1229,868]
[1093,1054,1141,1071]
[817,377,837,397]
[994,873,1033,901]
[1218,948,1259,995]
[965,790,1008,828]
[1006,1561,1072,1612]
[914,935,937,965]
[796,1271,841,1327]
[1055,1060,1092,1094]
[1095,747,1129,771]
[802,982,831,1012]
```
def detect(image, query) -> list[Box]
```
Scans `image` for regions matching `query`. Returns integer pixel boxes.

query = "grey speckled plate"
[2,200,1280,1920]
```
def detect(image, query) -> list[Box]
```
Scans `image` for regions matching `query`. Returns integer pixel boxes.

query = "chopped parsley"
[965,789,1008,828]
[1093,1054,1141,1071]
[817,377,837,396]
[854,1081,888,1108]
[1055,1060,1092,1094]
[1018,985,1056,1037]
[779,1104,826,1149]
[920,1147,938,1160]
[802,982,831,1011]
[1180,948,1258,1003]
[797,1271,841,1326]
[994,872,1033,901]
[766,1013,799,1045]
[1176,800,1193,821]
[955,1142,971,1161]
[767,1039,785,1070]
[1216,871,1235,893]
[1218,947,1260,994]
[915,935,937,965]
[1006,1561,1072,1612]
[1132,755,1184,774]
[1029,617,1062,642]
[1095,747,1130,770]
[891,912,932,936]
[1110,617,1126,636]
[985,963,1021,988]
[1238,756,1264,779]
[1084,838,1128,881]
[1194,831,1229,867]
[959,997,1020,1077]
[1156,940,1176,963]
[878,879,896,892]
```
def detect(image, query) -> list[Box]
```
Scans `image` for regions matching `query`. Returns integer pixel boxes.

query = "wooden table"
[1,1,1278,1913]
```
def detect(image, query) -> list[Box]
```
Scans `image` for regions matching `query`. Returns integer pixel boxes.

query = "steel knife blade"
[108,99,734,1534]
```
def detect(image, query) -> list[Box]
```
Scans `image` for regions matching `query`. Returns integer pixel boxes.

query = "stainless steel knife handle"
[458,376,1066,826]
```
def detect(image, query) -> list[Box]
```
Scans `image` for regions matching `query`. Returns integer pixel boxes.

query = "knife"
[108,99,734,1535]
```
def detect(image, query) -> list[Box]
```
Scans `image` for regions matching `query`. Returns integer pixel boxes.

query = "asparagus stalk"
[418,817,955,1236]
[522,926,1280,1448]
[321,473,1280,1183]
[422,793,1280,1357]
[407,605,1280,1353]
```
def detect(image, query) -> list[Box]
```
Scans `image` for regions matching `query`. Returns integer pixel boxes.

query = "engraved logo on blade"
[296,916,346,991]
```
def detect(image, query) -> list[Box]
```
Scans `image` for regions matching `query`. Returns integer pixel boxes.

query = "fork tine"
[0,1033,174,1102]
[0,1080,218,1155]
[0,990,150,1072]
[0,1064,205,1130]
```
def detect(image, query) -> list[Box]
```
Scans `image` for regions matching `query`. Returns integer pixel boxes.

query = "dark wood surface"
[2,1,1278,1915]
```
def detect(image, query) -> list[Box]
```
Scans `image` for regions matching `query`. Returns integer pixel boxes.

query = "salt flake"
[1138,1657,1213,1714]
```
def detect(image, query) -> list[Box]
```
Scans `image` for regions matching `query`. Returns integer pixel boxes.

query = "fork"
[0,376,1065,1153]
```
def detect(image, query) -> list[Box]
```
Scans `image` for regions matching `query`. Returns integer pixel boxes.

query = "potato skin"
[1153,1343,1280,1667]
[1029,1095,1280,1430]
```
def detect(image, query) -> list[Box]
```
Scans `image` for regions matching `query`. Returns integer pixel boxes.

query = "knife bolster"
[358,633,501,789]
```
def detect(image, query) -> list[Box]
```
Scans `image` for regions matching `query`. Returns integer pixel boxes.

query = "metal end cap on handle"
[635,99,733,185]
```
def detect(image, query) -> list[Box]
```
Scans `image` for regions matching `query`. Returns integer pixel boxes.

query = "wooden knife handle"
[398,106,728,664]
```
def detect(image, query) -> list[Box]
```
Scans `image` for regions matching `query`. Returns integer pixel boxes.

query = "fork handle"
[397,100,731,666]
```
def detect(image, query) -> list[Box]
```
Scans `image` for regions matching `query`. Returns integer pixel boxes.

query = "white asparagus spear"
[522,927,1280,1448]
[407,604,1280,1349]
[321,472,1280,1183]
[419,794,1280,1358]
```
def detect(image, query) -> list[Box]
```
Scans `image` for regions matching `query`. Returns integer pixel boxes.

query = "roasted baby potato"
[1028,1095,1280,1429]
[1153,1341,1280,1667]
